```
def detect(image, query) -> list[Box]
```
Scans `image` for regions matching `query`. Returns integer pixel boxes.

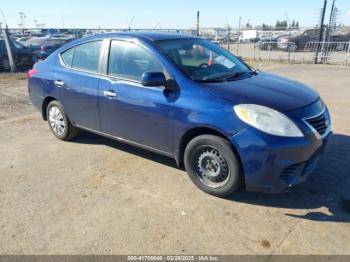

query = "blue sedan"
[28,32,331,196]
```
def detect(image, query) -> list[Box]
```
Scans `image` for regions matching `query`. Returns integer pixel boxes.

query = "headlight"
[234,104,304,137]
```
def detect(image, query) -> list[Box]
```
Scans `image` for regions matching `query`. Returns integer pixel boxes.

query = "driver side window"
[108,40,163,81]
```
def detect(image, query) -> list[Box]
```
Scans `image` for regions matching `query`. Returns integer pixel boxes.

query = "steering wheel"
[198,63,209,69]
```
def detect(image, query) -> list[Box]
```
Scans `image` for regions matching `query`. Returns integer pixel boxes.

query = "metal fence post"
[2,27,16,72]
[253,43,256,61]
[346,40,350,67]
[268,27,273,62]
[236,17,241,56]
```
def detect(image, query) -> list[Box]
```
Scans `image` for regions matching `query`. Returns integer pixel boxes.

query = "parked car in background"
[16,36,33,46]
[27,37,73,60]
[256,36,284,50]
[278,29,350,51]
[28,32,331,196]
[0,38,36,71]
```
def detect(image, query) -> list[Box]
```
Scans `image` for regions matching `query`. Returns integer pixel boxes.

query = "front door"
[98,40,176,154]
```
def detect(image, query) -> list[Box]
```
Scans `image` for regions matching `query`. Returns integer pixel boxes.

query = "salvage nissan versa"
[28,32,332,196]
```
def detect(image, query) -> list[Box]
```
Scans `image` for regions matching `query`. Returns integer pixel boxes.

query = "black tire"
[46,100,79,141]
[288,44,297,52]
[184,135,242,197]
[1,58,10,71]
[32,55,38,65]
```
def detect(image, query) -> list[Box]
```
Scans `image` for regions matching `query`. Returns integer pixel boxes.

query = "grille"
[305,110,329,137]
[281,163,303,177]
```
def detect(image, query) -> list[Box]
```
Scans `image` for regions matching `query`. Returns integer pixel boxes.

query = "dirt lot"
[0,64,349,255]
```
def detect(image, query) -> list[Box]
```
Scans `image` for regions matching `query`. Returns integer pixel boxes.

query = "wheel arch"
[42,96,57,120]
[176,126,241,168]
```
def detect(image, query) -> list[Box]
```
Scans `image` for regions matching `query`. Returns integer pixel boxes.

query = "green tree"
[262,23,272,31]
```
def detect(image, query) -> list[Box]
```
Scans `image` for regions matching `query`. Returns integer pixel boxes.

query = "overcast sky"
[1,0,350,29]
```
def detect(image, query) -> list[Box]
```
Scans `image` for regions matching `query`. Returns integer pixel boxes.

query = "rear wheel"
[288,44,297,52]
[184,135,242,197]
[32,55,38,64]
[1,58,10,71]
[46,101,79,141]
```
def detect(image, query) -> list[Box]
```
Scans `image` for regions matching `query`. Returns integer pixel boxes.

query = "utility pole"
[128,16,135,31]
[1,25,16,72]
[324,0,336,63]
[236,16,241,55]
[1,9,16,72]
[1,9,8,26]
[315,0,327,64]
[196,11,200,36]
[227,23,231,51]
[61,16,65,29]
[285,12,292,63]
[327,0,337,42]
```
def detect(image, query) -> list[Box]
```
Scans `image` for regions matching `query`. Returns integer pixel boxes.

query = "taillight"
[27,69,39,78]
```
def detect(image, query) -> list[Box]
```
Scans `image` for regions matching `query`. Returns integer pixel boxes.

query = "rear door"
[55,40,103,130]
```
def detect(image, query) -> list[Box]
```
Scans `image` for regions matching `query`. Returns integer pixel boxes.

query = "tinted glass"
[26,37,47,45]
[156,38,251,82]
[72,41,102,73]
[61,47,75,67]
[12,41,24,49]
[108,40,163,81]
[46,39,67,46]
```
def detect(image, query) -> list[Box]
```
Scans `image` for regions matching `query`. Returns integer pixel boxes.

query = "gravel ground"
[0,64,349,255]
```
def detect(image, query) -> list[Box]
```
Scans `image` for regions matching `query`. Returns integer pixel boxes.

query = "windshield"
[156,38,252,82]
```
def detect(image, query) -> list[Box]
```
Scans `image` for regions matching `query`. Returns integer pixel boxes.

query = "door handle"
[54,80,64,87]
[103,90,117,97]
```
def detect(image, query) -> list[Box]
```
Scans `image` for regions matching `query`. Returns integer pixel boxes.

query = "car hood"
[202,72,319,112]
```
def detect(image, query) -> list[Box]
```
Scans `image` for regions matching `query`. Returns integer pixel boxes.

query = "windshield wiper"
[195,75,227,83]
[223,71,252,81]
[195,70,254,83]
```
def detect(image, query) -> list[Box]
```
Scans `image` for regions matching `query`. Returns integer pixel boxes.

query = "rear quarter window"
[61,47,75,67]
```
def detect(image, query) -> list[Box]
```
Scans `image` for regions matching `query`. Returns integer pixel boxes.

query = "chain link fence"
[217,26,350,66]
[1,26,350,72]
[221,41,350,66]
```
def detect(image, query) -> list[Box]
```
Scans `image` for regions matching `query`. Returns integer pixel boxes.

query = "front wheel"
[47,101,79,141]
[184,135,242,197]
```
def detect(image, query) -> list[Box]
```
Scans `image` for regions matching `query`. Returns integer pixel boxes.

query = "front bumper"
[230,101,331,193]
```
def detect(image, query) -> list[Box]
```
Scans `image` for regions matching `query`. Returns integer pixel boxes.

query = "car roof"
[86,32,197,42]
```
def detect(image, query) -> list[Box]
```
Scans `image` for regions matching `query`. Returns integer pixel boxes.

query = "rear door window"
[71,41,102,73]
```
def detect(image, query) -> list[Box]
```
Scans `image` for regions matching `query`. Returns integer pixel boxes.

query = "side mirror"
[141,72,167,87]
